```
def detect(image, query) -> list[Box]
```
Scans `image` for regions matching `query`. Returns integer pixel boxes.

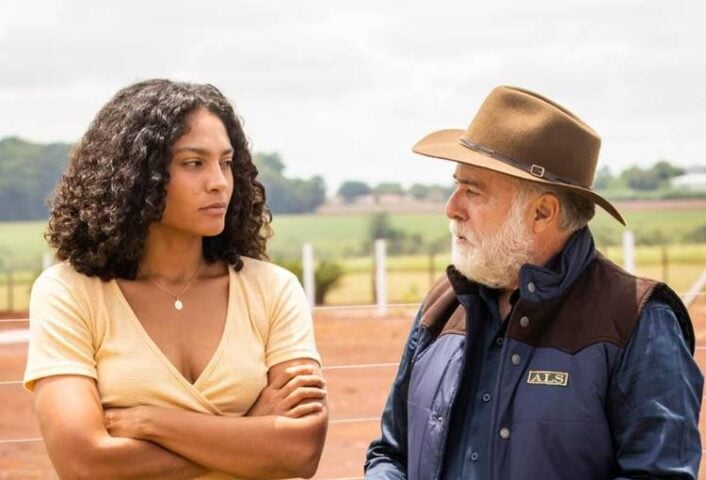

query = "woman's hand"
[247,364,326,418]
[104,405,154,439]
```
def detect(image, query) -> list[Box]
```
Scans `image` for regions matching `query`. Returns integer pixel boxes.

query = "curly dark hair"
[47,79,272,280]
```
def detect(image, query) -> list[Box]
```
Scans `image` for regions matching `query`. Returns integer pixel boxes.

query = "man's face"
[446,163,535,289]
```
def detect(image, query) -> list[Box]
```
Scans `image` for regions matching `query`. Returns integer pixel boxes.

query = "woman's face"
[159,108,234,237]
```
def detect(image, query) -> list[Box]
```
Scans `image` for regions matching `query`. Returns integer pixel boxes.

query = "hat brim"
[413,128,626,226]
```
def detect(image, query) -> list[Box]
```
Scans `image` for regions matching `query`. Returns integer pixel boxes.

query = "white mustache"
[449,220,475,242]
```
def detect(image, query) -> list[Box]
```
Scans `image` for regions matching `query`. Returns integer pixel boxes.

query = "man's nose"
[446,189,467,221]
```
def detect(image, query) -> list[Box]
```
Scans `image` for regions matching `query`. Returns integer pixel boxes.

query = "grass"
[0,221,52,270]
[1,206,705,311]
[2,207,706,265]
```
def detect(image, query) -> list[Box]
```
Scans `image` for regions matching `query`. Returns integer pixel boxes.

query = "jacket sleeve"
[607,299,704,479]
[364,307,424,480]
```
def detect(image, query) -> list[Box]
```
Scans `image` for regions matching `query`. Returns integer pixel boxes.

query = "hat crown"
[464,86,600,189]
[411,85,625,225]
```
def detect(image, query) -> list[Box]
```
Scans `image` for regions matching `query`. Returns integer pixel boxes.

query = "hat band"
[459,138,582,187]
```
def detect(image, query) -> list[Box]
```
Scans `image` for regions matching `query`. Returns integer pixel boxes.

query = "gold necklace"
[146,263,201,311]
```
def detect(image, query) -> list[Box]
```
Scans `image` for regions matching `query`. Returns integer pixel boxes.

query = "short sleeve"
[264,272,321,368]
[23,273,97,392]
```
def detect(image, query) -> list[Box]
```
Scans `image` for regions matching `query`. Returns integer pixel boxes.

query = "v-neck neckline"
[111,265,234,390]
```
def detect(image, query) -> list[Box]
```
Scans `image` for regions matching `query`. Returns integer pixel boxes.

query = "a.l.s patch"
[527,370,569,387]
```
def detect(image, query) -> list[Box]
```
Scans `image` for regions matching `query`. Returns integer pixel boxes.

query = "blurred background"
[1,1,705,478]
[1,0,706,310]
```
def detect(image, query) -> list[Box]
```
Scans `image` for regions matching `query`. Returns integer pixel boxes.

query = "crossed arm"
[34,359,327,480]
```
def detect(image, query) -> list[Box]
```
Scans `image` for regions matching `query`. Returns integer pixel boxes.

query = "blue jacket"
[365,229,703,479]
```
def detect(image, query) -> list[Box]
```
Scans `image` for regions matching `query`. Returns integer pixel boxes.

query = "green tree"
[651,160,684,181]
[593,166,613,190]
[253,152,326,214]
[0,137,71,221]
[337,181,371,203]
[254,152,285,175]
[366,212,424,255]
[621,166,660,191]
[275,258,344,305]
[369,212,404,241]
[409,183,431,200]
[373,182,404,195]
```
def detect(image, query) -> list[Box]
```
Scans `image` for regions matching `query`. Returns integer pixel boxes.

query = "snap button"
[470,451,480,462]
[519,316,529,328]
[511,354,521,365]
[527,282,536,293]
[499,427,510,439]
[496,337,504,347]
[437,415,444,423]
[482,393,491,402]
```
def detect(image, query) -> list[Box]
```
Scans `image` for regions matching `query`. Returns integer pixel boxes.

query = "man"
[365,86,703,479]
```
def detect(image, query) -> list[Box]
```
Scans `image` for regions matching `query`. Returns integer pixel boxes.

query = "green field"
[1,206,705,311]
[4,207,705,266]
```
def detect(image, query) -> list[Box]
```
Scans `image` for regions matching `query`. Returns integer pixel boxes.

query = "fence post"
[375,239,387,314]
[622,230,635,274]
[6,269,13,312]
[428,252,435,287]
[302,243,315,308]
[661,244,669,284]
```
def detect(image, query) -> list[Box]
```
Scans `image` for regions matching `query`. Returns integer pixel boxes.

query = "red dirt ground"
[2,299,706,479]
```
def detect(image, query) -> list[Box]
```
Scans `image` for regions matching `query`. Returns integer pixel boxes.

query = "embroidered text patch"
[527,370,569,387]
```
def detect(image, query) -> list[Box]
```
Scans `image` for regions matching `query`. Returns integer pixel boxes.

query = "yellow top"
[24,257,321,479]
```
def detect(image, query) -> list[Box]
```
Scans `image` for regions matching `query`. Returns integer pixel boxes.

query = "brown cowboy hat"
[412,85,625,225]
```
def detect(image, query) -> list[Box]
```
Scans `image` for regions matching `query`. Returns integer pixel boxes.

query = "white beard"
[450,201,535,289]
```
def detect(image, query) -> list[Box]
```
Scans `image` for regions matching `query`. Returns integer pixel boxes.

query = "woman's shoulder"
[35,261,104,292]
[30,262,107,319]
[234,256,299,289]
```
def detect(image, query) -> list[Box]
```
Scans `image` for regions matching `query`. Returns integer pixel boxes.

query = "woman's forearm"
[140,407,328,479]
[70,434,207,480]
[33,376,208,480]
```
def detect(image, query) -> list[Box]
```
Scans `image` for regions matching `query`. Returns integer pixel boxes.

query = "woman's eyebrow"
[174,146,234,155]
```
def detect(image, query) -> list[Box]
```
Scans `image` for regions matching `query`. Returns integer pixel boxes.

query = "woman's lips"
[200,204,227,215]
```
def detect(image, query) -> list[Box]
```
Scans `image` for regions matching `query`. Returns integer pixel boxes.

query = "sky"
[1,0,704,193]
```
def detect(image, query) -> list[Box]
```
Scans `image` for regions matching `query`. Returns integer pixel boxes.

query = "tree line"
[0,136,700,222]
[336,180,453,203]
[338,160,703,203]
[0,138,329,220]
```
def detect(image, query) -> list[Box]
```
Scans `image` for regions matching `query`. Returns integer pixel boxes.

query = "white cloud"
[1,0,705,191]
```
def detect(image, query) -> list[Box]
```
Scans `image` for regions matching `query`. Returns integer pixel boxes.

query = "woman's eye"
[221,159,233,167]
[183,159,202,167]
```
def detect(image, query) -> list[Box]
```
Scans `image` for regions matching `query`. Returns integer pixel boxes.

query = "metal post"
[622,230,635,274]
[302,243,315,307]
[428,252,435,287]
[7,270,13,312]
[375,239,387,314]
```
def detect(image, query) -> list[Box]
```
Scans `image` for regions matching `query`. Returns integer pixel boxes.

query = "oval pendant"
[174,299,184,311]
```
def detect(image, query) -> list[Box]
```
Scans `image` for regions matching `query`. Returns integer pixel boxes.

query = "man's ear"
[530,193,561,234]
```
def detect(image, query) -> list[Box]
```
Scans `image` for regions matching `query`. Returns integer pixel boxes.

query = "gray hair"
[514,180,595,233]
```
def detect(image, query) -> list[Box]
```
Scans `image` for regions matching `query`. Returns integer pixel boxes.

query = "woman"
[23,79,328,479]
